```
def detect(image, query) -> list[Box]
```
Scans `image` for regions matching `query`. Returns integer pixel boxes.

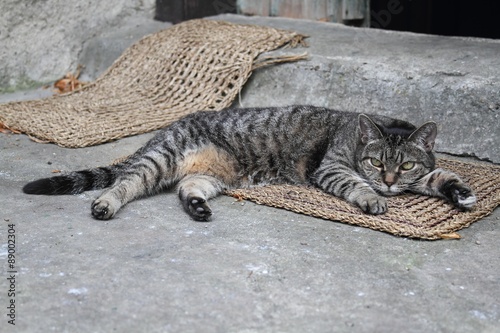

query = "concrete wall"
[215,15,500,163]
[0,0,156,93]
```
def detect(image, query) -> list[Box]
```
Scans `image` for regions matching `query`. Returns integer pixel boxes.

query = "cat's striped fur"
[23,106,476,220]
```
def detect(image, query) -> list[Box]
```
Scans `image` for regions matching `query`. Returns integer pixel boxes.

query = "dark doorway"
[156,0,237,23]
[370,0,500,39]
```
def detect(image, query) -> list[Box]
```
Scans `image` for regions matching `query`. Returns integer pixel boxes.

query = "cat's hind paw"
[91,199,116,220]
[185,196,213,221]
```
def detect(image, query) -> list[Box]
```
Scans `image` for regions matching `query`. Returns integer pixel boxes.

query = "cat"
[23,105,476,221]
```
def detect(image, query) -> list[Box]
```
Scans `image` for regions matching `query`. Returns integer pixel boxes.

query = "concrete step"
[0,17,168,103]
[211,14,500,163]
[78,16,169,81]
[2,14,498,162]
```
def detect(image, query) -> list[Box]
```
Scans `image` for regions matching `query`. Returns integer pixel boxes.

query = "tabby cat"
[23,106,476,220]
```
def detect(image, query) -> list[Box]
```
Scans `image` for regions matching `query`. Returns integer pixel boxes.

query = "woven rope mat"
[227,159,500,240]
[0,19,306,148]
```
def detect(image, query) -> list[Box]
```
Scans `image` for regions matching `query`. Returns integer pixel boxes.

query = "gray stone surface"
[0,127,499,333]
[78,16,169,81]
[2,11,498,161]
[0,14,168,103]
[0,0,156,92]
[212,14,500,163]
[0,13,499,333]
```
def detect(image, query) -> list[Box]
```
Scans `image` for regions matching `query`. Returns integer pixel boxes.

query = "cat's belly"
[178,143,311,188]
[178,144,240,186]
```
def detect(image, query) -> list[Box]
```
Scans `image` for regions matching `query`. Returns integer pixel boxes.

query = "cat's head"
[356,114,436,196]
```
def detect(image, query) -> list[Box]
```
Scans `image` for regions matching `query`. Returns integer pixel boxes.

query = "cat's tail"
[23,165,120,195]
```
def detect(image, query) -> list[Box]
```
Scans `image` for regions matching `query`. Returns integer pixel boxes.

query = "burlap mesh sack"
[227,158,500,240]
[0,19,306,147]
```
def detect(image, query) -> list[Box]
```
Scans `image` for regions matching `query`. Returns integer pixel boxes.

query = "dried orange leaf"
[0,121,21,134]
[232,193,244,202]
[53,65,87,94]
[440,232,461,240]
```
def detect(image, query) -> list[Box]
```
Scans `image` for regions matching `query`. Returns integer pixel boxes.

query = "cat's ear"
[358,114,383,144]
[409,122,437,152]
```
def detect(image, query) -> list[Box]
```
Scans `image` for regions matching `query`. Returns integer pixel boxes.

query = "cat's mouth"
[376,184,403,196]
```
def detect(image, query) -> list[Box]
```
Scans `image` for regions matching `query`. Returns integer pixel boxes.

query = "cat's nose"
[383,173,396,187]
[384,180,395,187]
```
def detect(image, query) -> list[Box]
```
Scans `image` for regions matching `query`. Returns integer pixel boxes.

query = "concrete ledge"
[0,0,156,92]
[78,16,169,81]
[212,14,500,163]
[0,17,168,104]
[2,14,498,163]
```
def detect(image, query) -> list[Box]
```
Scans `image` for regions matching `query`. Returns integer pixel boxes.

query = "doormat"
[226,158,500,240]
[0,19,307,148]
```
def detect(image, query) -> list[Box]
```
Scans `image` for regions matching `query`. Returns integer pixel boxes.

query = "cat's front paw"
[91,199,116,220]
[356,194,387,215]
[185,196,213,221]
[446,182,476,210]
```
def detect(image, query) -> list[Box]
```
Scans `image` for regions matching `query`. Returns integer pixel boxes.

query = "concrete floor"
[0,119,499,333]
[1,14,499,333]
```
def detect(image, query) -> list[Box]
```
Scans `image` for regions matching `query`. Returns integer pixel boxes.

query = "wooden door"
[237,0,370,27]
[156,0,237,23]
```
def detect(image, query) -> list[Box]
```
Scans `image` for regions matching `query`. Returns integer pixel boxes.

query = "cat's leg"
[410,168,476,209]
[177,174,226,221]
[91,175,158,220]
[313,162,387,214]
[91,152,174,220]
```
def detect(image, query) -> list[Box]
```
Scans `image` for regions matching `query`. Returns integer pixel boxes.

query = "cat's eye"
[370,158,383,168]
[400,161,415,171]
